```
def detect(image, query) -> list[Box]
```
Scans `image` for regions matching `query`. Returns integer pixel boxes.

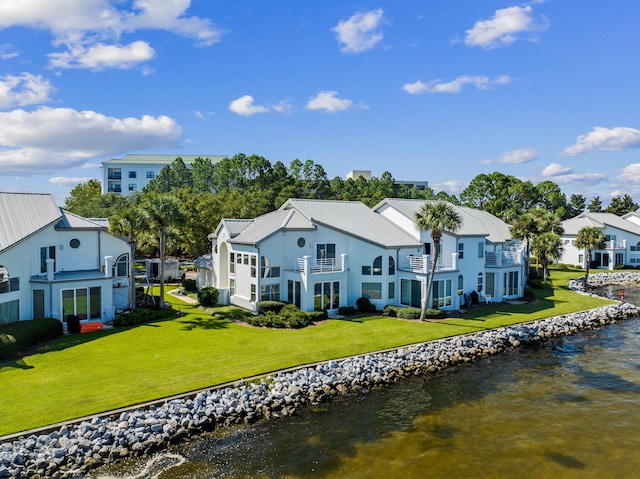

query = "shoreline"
[1,272,639,478]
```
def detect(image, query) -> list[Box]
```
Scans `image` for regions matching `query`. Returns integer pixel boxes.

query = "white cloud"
[306,91,359,112]
[617,163,640,184]
[271,99,295,115]
[465,6,548,49]
[48,40,155,70]
[432,179,466,195]
[0,0,223,70]
[332,9,385,53]
[541,162,572,177]
[482,147,537,165]
[0,106,182,175]
[49,176,94,187]
[543,172,607,186]
[562,126,640,156]
[0,43,20,59]
[403,75,510,94]
[0,73,55,109]
[228,95,269,117]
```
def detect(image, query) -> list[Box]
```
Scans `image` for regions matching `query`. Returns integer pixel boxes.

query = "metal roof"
[373,198,512,243]
[227,209,315,245]
[0,193,62,254]
[57,210,107,229]
[102,154,226,166]
[561,212,640,236]
[279,199,422,248]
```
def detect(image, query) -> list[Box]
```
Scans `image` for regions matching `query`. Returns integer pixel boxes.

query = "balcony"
[287,255,346,274]
[603,239,626,250]
[399,253,458,274]
[108,172,122,180]
[485,250,523,267]
[108,184,122,193]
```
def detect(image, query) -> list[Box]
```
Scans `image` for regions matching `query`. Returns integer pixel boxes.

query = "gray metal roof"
[374,198,512,243]
[228,209,315,245]
[0,193,62,254]
[57,210,107,229]
[103,154,226,166]
[279,199,422,248]
[561,212,640,236]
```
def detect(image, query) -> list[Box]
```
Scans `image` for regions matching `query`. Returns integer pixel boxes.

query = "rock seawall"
[1,274,639,478]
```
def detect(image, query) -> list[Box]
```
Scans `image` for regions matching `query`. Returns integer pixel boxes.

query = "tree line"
[64,154,639,262]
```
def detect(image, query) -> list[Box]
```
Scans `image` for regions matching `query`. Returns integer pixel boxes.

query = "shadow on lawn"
[178,316,229,331]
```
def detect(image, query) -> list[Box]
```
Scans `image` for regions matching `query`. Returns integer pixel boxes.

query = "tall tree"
[575,226,605,290]
[414,202,463,320]
[567,194,586,218]
[190,156,217,192]
[531,232,562,281]
[143,193,186,308]
[587,196,603,212]
[110,206,149,308]
[604,194,638,216]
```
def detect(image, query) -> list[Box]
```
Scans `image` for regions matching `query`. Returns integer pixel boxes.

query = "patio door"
[314,281,340,311]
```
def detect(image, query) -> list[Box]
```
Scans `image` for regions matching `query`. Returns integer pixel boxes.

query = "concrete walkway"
[166,288,199,305]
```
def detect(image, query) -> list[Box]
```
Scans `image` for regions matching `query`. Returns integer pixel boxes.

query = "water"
[92,287,640,479]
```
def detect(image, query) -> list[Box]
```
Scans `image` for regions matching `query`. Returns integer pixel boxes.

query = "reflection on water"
[93,289,640,479]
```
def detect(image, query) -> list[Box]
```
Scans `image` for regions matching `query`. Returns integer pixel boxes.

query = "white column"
[46,258,55,281]
[104,256,113,278]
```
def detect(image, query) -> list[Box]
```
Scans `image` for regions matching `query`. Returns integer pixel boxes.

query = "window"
[250,255,257,278]
[40,246,56,274]
[362,282,382,300]
[458,243,464,259]
[314,281,340,310]
[261,257,280,278]
[457,274,463,294]
[373,256,382,275]
[477,273,483,292]
[0,266,19,294]
[288,280,301,308]
[250,284,256,302]
[316,243,336,259]
[0,299,19,325]
[632,242,640,252]
[230,253,235,274]
[478,242,484,258]
[113,254,129,277]
[424,243,431,255]
[128,171,137,178]
[62,287,101,320]
[261,283,280,301]
[33,290,45,319]
[128,184,137,191]
[362,265,372,275]
[400,278,422,308]
[578,254,584,263]
[146,171,155,179]
[486,272,495,297]
[69,238,80,249]
[432,279,452,308]
[297,237,306,247]
[388,282,395,299]
[243,255,249,265]
[230,279,235,296]
[503,271,519,296]
[388,256,395,275]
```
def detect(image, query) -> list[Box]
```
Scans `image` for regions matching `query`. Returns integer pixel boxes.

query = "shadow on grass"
[0,358,34,371]
[178,316,229,331]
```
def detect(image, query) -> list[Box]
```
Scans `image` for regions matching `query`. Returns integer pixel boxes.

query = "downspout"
[256,246,260,315]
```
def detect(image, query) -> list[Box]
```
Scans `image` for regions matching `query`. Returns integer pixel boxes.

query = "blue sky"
[1,0,639,205]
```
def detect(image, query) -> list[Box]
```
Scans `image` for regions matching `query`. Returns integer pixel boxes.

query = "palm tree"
[575,226,605,290]
[531,232,562,281]
[414,202,463,320]
[143,193,186,308]
[110,206,149,309]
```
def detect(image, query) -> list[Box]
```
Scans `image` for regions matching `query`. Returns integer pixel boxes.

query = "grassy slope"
[0,268,613,436]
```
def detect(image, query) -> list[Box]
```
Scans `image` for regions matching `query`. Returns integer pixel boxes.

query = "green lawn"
[0,267,613,437]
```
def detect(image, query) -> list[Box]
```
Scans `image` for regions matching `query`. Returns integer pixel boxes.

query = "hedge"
[257,300,287,315]
[181,278,198,292]
[198,287,219,307]
[0,318,63,362]
[113,308,157,328]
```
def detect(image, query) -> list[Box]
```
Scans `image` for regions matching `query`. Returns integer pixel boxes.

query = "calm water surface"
[93,287,640,479]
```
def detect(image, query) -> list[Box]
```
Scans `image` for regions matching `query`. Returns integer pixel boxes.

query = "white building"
[559,212,640,269]
[345,170,430,192]
[101,154,226,195]
[0,193,130,326]
[209,198,525,314]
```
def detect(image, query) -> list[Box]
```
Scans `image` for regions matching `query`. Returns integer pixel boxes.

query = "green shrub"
[198,287,219,307]
[279,304,310,328]
[308,310,328,322]
[257,300,287,315]
[338,306,356,316]
[0,318,63,362]
[382,305,398,317]
[356,297,371,312]
[113,308,157,327]
[424,308,446,319]
[396,307,422,319]
[182,278,197,292]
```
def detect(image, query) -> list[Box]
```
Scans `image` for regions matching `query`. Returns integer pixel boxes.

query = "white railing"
[485,250,523,267]
[603,240,626,250]
[399,254,457,274]
[287,256,345,274]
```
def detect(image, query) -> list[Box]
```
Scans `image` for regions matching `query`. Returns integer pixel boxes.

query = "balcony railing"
[108,172,122,180]
[603,240,626,250]
[485,250,523,267]
[399,254,457,274]
[108,185,122,193]
[287,256,346,274]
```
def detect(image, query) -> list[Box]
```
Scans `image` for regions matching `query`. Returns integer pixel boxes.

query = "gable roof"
[57,210,107,229]
[225,209,316,245]
[373,198,512,243]
[279,199,421,248]
[561,212,640,236]
[0,193,63,254]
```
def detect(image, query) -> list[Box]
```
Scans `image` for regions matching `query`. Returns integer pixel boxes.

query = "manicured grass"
[0,267,613,437]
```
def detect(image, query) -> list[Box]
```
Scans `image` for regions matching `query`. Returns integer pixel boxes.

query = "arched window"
[373,256,382,275]
[113,254,129,278]
[458,274,463,294]
[388,256,395,275]
[261,256,280,278]
[477,272,483,292]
